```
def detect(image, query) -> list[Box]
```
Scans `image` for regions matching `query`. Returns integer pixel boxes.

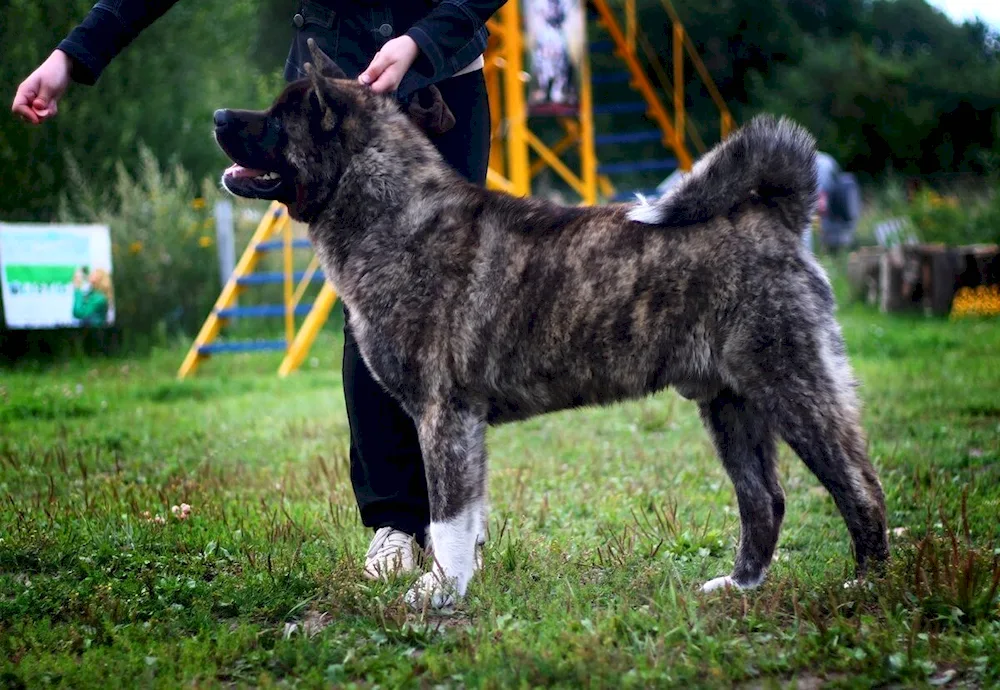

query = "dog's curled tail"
[627,114,818,234]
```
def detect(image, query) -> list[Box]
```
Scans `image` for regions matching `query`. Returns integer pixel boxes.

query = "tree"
[0,0,277,221]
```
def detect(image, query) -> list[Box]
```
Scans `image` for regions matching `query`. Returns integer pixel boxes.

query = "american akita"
[213,39,889,610]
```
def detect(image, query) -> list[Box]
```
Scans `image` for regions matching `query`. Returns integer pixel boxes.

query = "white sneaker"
[363,527,419,580]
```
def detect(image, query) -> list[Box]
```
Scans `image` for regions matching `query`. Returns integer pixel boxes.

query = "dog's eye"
[262,116,282,147]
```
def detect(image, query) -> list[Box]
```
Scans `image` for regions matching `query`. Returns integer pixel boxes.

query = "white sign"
[0,223,115,329]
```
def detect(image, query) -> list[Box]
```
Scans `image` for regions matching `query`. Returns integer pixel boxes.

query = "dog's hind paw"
[700,575,740,593]
[700,574,764,593]
[404,571,461,611]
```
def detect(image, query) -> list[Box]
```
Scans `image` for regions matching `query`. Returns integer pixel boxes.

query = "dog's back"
[440,116,825,423]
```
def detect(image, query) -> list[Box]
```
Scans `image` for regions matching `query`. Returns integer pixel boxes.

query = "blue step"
[592,71,633,85]
[593,101,648,115]
[255,239,312,252]
[236,271,324,286]
[590,40,616,54]
[611,188,661,202]
[198,339,286,355]
[595,130,665,145]
[598,159,678,175]
[216,304,313,319]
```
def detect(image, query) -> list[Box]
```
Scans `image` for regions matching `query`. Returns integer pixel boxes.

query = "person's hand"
[358,36,420,93]
[11,50,73,124]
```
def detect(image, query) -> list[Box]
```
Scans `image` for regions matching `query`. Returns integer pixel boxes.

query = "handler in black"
[12,0,506,578]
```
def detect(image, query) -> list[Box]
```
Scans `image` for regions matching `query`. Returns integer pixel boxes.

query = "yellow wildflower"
[198,236,213,248]
[129,241,143,254]
[951,285,1000,318]
[191,197,206,210]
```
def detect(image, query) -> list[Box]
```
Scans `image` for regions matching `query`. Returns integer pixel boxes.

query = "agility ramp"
[177,201,337,379]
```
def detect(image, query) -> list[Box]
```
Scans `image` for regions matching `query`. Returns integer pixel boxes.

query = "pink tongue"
[225,164,266,179]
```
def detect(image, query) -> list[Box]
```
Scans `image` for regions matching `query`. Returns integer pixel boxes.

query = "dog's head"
[214,39,454,220]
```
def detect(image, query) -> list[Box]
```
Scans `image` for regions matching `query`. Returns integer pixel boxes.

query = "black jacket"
[59,0,505,100]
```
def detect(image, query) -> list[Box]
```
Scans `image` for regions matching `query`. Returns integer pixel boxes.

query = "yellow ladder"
[177,201,338,379]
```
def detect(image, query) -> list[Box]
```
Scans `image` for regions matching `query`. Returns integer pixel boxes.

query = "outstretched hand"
[358,36,420,94]
[11,50,73,124]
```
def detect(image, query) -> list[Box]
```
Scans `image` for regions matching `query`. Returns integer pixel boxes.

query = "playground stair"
[177,201,338,379]
[586,0,734,202]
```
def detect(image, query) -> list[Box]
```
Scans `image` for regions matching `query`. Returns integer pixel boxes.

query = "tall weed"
[60,146,231,347]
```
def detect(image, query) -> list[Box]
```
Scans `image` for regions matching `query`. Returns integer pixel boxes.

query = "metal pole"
[673,21,685,161]
[579,18,598,205]
[501,0,530,197]
[282,214,294,350]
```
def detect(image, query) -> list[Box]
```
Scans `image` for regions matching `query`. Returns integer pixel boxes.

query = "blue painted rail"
[197,340,287,355]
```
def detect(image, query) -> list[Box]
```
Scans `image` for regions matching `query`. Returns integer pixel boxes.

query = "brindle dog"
[214,39,889,609]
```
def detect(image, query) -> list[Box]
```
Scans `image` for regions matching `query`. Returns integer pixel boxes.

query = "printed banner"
[0,223,116,329]
[525,0,585,116]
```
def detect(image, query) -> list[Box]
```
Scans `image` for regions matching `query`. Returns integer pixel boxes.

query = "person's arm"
[72,291,109,324]
[57,0,182,85]
[71,289,88,320]
[12,0,181,122]
[405,1,507,82]
[359,1,507,96]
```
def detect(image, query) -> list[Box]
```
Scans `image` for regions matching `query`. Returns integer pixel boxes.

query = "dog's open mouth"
[222,164,287,199]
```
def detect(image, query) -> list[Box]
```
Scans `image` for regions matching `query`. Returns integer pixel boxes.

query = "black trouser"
[342,71,491,546]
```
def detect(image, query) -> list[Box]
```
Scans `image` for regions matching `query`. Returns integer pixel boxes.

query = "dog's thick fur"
[214,42,890,608]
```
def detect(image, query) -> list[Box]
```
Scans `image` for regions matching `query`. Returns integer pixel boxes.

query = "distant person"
[815,151,861,253]
[13,0,506,579]
[72,267,113,326]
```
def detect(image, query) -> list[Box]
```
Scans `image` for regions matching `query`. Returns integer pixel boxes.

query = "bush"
[59,146,225,347]
[857,178,1000,247]
[907,187,1000,246]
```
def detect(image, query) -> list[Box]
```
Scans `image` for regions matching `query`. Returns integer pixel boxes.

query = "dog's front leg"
[405,401,487,611]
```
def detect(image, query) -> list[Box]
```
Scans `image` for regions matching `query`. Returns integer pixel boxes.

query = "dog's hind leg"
[404,401,487,610]
[749,331,890,578]
[698,390,785,592]
[773,387,889,577]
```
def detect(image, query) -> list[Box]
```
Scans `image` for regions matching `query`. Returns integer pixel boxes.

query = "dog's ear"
[307,37,347,79]
[406,85,456,135]
[304,62,339,131]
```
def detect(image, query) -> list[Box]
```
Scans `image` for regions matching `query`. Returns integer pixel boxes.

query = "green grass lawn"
[2,290,999,688]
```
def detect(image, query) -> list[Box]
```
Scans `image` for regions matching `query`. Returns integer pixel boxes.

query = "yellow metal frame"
[589,0,691,171]
[656,0,735,142]
[177,201,340,379]
[484,0,735,202]
[278,281,338,378]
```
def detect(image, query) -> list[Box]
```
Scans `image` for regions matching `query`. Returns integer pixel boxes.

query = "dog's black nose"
[213,109,231,128]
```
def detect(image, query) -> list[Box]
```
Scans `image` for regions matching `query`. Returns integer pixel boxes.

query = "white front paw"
[700,575,740,593]
[404,571,461,611]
